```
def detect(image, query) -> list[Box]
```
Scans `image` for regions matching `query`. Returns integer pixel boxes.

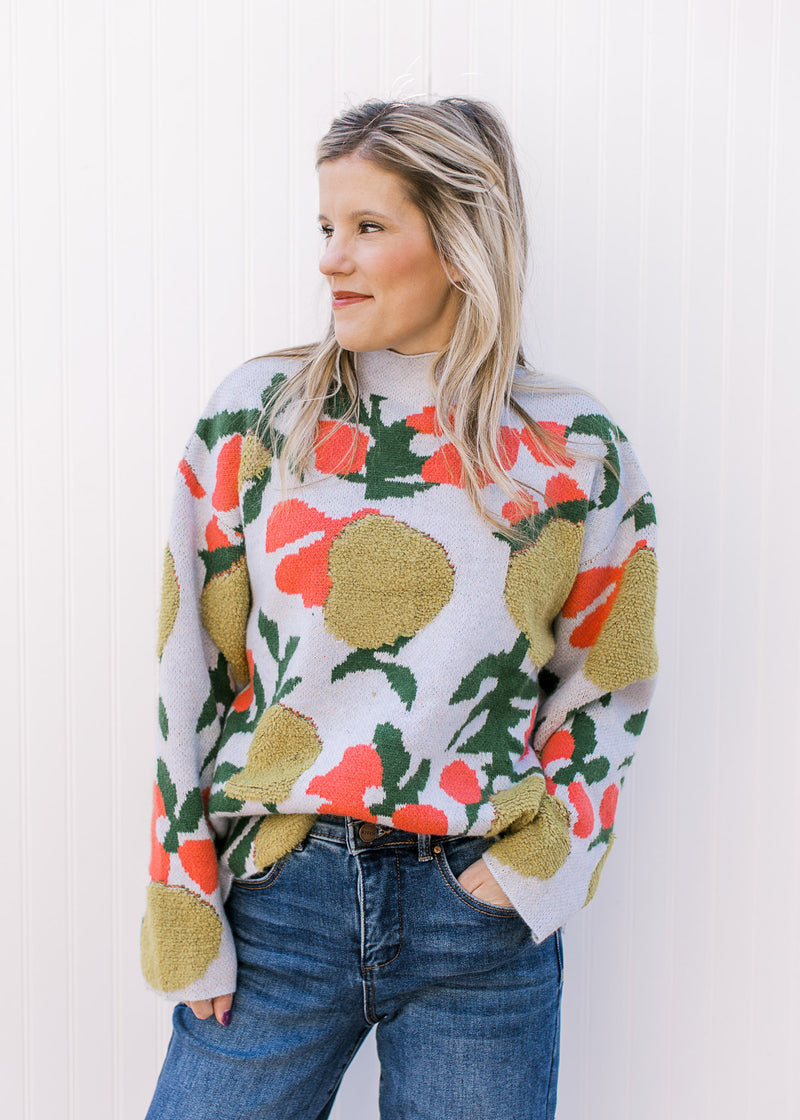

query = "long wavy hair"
[260,97,567,526]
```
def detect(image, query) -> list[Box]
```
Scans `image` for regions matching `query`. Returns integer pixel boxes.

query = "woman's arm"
[141,369,266,1005]
[479,432,658,938]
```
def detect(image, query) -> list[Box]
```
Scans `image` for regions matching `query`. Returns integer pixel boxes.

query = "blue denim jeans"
[146,815,563,1119]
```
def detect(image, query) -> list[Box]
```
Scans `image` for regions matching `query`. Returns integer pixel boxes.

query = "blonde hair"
[261,97,567,526]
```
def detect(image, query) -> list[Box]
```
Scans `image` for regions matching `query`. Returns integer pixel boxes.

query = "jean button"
[358,822,378,842]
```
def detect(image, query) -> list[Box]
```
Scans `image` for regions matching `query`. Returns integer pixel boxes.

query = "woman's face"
[317,154,461,355]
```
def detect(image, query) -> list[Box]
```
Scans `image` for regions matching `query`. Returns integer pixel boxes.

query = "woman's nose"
[319,236,353,278]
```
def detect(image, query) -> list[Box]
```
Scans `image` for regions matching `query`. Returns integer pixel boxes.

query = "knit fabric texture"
[141,350,658,1001]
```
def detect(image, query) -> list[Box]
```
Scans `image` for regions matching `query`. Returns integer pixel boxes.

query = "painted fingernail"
[221,1010,231,1027]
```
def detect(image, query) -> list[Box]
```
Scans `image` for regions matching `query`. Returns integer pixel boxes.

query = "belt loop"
[417,833,432,862]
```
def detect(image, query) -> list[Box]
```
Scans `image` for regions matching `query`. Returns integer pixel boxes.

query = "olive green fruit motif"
[503,520,585,667]
[237,431,272,489]
[224,704,322,805]
[485,772,548,837]
[199,556,251,685]
[584,549,658,689]
[489,794,572,880]
[584,836,615,906]
[157,548,180,658]
[253,812,316,869]
[140,881,222,991]
[325,515,455,649]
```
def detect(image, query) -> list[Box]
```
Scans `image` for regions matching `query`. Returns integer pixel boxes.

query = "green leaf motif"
[331,639,417,711]
[550,711,610,787]
[196,654,237,735]
[566,413,624,509]
[195,408,262,450]
[157,757,178,818]
[362,394,435,499]
[162,785,205,853]
[367,722,431,817]
[624,711,648,736]
[448,634,537,785]
[200,662,265,774]
[158,698,168,740]
[622,492,656,531]
[207,761,246,815]
[259,611,301,705]
[198,544,245,588]
[589,825,613,851]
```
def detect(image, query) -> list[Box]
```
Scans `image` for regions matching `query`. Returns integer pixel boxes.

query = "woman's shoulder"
[199,353,306,421]
[509,369,624,446]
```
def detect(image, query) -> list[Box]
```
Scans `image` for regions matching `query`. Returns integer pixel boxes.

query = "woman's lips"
[332,291,372,309]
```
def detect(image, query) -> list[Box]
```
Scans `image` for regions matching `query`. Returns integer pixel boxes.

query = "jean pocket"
[230,854,288,891]
[433,838,522,919]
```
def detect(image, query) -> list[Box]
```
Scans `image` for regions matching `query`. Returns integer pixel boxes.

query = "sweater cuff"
[482,797,611,943]
[140,881,238,1002]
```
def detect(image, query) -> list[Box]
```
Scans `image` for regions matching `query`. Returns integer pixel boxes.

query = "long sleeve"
[482,430,658,941]
[140,387,263,1001]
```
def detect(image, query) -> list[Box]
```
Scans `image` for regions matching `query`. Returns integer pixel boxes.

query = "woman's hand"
[457,858,516,909]
[183,993,234,1025]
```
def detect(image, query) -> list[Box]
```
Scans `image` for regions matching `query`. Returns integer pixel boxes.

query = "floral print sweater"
[141,349,658,1002]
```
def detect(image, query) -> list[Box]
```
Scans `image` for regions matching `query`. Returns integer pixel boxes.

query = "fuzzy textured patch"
[237,431,272,489]
[584,549,658,689]
[140,881,222,991]
[584,835,615,906]
[199,556,251,684]
[324,515,455,649]
[486,772,547,837]
[504,520,585,666]
[253,812,316,869]
[225,704,322,805]
[157,548,180,658]
[489,794,572,879]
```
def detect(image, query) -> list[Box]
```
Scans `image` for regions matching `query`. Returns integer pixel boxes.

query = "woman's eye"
[319,225,333,239]
[359,222,383,234]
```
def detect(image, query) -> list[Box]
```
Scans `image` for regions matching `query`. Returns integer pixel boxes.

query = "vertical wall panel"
[3,3,800,1117]
[1,0,25,1113]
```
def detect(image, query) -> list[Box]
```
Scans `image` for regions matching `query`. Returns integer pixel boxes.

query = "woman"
[143,98,658,1119]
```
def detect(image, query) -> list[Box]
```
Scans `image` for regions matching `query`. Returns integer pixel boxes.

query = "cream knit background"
[3,1,798,1118]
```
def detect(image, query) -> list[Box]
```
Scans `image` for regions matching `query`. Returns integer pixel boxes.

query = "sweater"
[141,349,658,1002]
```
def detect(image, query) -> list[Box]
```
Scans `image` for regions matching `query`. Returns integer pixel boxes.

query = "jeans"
[146,815,563,1120]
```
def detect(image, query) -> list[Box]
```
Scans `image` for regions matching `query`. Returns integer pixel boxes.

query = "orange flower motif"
[306,744,383,820]
[439,760,482,805]
[149,783,170,884]
[313,421,369,475]
[540,728,575,770]
[392,804,450,835]
[599,784,618,830]
[564,540,648,649]
[568,781,594,838]
[420,426,523,488]
[266,499,380,607]
[406,406,443,435]
[212,435,243,512]
[179,458,205,498]
[519,421,574,467]
[204,514,230,550]
[502,494,540,525]
[544,473,587,506]
[178,838,219,894]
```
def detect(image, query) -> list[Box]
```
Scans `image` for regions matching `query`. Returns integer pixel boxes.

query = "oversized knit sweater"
[141,349,658,1002]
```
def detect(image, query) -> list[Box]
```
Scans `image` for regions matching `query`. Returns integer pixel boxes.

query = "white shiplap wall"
[3,2,798,1118]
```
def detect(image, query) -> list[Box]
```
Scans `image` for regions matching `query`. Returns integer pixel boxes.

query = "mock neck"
[353,349,437,406]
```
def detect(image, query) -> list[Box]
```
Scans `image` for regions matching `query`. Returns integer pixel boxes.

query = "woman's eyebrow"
[317,209,393,222]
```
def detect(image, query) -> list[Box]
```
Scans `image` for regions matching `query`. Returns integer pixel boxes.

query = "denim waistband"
[309,814,434,861]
